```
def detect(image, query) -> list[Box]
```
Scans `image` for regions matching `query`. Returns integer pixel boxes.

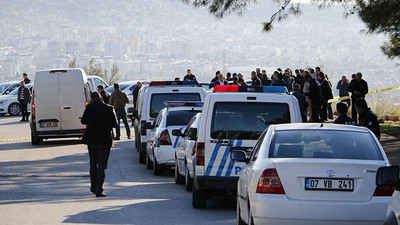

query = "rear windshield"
[150,93,201,118]
[269,130,383,160]
[167,110,201,126]
[210,102,291,140]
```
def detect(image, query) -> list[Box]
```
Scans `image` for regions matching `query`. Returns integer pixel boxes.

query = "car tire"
[146,153,153,170]
[30,123,42,145]
[8,103,20,116]
[153,156,162,176]
[175,159,185,184]
[185,166,193,191]
[237,201,246,225]
[384,211,398,225]
[192,179,206,208]
[139,143,146,164]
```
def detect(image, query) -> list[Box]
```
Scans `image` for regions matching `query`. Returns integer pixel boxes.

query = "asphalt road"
[0,116,236,225]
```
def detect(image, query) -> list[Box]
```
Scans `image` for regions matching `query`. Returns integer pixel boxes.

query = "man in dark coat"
[97,85,110,104]
[23,73,31,84]
[209,71,220,89]
[334,102,356,125]
[213,72,228,87]
[251,71,261,86]
[355,98,380,140]
[17,81,31,121]
[318,72,333,122]
[347,72,368,120]
[81,92,118,197]
[305,74,321,122]
[183,69,196,81]
[292,84,308,122]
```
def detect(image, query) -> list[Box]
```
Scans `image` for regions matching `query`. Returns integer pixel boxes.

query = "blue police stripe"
[205,140,222,176]
[225,140,242,176]
[216,140,234,176]
[172,128,183,148]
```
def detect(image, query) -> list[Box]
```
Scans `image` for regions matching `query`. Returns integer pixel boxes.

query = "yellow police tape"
[327,85,400,103]
[0,137,31,143]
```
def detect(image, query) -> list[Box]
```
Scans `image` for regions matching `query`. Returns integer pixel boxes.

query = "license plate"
[40,122,57,128]
[305,178,354,191]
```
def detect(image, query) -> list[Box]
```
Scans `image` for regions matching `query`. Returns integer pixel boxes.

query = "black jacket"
[184,74,196,81]
[251,77,261,86]
[81,100,118,147]
[100,90,111,104]
[261,75,271,86]
[213,80,229,87]
[293,92,309,122]
[334,115,356,125]
[319,79,333,101]
[308,79,321,106]
[348,79,368,99]
[209,76,218,89]
[358,108,380,140]
[132,85,140,109]
[271,79,287,87]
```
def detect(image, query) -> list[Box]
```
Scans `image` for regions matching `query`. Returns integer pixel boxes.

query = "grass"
[380,123,400,139]
[370,101,400,121]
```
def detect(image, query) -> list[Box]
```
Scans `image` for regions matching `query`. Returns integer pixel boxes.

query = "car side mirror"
[230,150,249,163]
[188,128,197,140]
[376,166,400,190]
[141,122,154,129]
[172,129,183,137]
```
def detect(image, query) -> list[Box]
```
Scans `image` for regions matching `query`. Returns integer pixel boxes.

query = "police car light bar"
[163,101,204,107]
[149,81,200,86]
[214,85,288,93]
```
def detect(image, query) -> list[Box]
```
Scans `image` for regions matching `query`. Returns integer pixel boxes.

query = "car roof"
[167,106,203,112]
[271,123,370,133]
[1,81,20,85]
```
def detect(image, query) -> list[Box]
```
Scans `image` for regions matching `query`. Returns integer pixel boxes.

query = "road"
[0,116,236,225]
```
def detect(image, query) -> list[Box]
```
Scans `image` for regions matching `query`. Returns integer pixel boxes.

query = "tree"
[181,0,400,59]
[68,57,78,68]
[83,58,103,77]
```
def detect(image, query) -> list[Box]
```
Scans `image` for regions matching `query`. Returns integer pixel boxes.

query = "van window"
[150,93,201,118]
[166,110,201,127]
[268,130,383,160]
[210,102,290,140]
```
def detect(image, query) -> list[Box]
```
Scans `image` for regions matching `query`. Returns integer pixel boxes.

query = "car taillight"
[31,103,35,119]
[256,169,285,194]
[85,100,89,107]
[191,142,197,156]
[373,186,396,196]
[159,129,172,145]
[141,120,147,136]
[196,142,205,166]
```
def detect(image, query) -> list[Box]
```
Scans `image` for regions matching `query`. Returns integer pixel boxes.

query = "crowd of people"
[182,67,380,140]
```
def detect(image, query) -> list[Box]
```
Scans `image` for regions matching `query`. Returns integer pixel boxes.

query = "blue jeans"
[115,108,131,138]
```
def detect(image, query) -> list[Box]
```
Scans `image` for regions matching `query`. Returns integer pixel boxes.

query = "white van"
[192,85,303,208]
[134,81,206,164]
[30,69,91,145]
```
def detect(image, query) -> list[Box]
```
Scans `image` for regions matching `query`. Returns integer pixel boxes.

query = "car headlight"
[0,100,8,105]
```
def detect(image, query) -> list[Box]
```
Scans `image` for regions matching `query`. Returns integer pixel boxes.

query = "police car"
[134,81,206,164]
[143,102,203,175]
[192,85,303,208]
[173,112,202,191]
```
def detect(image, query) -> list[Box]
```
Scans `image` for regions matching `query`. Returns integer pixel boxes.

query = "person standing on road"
[183,69,196,81]
[347,72,368,121]
[109,83,131,140]
[334,102,356,125]
[23,73,31,84]
[318,72,333,122]
[17,81,30,122]
[305,74,321,122]
[292,84,309,122]
[132,81,142,125]
[336,75,351,107]
[355,98,380,140]
[81,92,117,197]
[97,85,110,104]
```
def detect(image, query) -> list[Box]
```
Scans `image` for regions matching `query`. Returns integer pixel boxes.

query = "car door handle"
[63,106,72,110]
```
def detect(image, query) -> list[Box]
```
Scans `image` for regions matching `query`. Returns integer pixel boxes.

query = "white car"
[87,75,109,91]
[173,112,202,191]
[0,83,33,116]
[377,166,400,225]
[233,123,393,225]
[143,102,203,176]
[0,81,21,95]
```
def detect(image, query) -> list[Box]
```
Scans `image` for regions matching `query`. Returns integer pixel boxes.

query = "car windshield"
[8,84,32,95]
[210,102,291,140]
[105,84,130,94]
[167,110,202,126]
[269,130,383,160]
[150,93,201,118]
[0,83,10,93]
[123,84,136,96]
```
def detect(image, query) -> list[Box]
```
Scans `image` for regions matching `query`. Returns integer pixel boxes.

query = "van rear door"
[58,70,87,131]
[34,70,62,132]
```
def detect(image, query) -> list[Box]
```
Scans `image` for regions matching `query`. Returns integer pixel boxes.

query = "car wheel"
[185,166,193,191]
[153,156,162,176]
[175,159,185,184]
[139,143,146,164]
[30,123,42,145]
[384,211,398,225]
[8,103,20,116]
[192,179,206,208]
[237,201,246,225]
[146,151,153,170]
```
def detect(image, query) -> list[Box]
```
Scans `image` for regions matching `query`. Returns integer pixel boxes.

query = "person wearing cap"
[292,83,308,122]
[347,72,368,120]
[81,92,118,197]
[183,69,196,81]
[355,98,380,140]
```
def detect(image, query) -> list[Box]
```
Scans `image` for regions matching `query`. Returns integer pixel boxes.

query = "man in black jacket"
[81,92,118,197]
[17,81,31,121]
[209,71,220,89]
[355,98,380,140]
[347,72,368,120]
[334,102,356,125]
[183,69,196,81]
[251,71,261,86]
[305,74,321,122]
[97,85,110,104]
[318,72,333,122]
